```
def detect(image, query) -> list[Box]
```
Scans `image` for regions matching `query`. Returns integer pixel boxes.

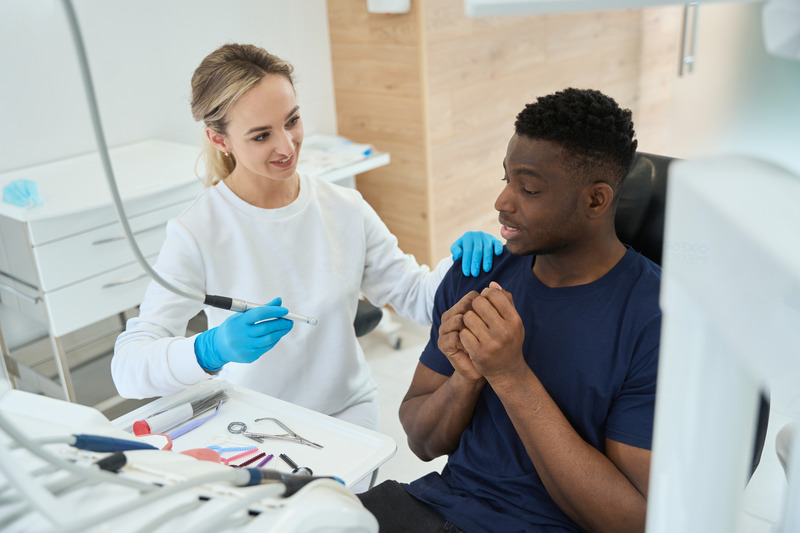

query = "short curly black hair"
[515,88,637,188]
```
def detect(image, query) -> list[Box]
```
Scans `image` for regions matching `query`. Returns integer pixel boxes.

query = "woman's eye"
[287,115,300,127]
[254,133,269,142]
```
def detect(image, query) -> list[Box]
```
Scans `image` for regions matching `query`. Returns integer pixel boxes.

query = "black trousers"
[358,480,465,533]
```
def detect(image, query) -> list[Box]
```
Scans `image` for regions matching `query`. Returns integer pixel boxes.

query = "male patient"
[359,88,662,533]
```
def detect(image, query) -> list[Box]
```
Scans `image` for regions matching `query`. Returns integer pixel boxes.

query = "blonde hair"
[191,43,295,186]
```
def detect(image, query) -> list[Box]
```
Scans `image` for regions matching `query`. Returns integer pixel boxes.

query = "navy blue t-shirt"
[405,247,662,533]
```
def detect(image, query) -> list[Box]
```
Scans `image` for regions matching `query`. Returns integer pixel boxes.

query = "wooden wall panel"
[328,0,680,264]
[419,1,671,260]
[328,0,418,45]
[330,43,421,97]
[542,11,643,61]
[328,0,431,263]
[425,23,547,94]
[333,91,425,145]
[636,7,683,154]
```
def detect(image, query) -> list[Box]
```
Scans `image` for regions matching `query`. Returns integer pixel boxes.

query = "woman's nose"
[276,129,295,155]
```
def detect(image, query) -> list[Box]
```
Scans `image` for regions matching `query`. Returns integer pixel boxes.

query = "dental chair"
[615,152,770,480]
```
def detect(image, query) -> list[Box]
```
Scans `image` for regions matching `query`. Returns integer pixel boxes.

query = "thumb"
[488,281,514,306]
[248,302,289,322]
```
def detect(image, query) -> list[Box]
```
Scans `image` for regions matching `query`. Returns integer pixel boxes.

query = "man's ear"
[205,127,230,154]
[586,182,615,219]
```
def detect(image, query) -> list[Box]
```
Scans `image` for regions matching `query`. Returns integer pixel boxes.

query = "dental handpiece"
[203,295,318,326]
[283,312,319,326]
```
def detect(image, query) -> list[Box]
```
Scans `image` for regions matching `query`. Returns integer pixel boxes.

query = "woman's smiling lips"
[271,153,295,168]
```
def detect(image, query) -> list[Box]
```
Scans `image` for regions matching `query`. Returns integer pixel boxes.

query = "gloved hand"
[195,297,293,371]
[450,231,503,277]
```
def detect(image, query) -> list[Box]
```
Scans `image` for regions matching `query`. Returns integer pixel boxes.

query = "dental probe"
[203,295,318,326]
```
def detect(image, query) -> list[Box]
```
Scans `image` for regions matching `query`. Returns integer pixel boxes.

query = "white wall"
[0,0,337,174]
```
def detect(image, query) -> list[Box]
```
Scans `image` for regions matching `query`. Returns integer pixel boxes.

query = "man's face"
[494,135,587,256]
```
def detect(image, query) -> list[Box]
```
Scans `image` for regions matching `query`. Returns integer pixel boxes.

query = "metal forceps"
[227,418,323,449]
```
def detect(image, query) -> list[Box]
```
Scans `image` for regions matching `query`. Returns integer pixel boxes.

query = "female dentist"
[112,43,500,432]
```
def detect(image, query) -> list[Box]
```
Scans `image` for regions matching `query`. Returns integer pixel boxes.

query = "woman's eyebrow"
[245,106,300,135]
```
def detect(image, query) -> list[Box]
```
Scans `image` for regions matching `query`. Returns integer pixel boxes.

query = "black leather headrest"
[614,152,674,266]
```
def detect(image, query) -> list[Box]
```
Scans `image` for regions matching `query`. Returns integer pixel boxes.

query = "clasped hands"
[438,281,527,386]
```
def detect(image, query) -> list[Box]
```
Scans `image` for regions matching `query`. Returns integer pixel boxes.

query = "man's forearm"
[400,371,485,461]
[491,371,648,533]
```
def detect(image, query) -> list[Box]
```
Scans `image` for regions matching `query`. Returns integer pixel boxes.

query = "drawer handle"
[92,223,165,246]
[0,280,41,304]
[102,273,149,289]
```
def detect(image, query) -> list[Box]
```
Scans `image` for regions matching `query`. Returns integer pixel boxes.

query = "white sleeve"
[111,220,212,399]
[358,198,453,326]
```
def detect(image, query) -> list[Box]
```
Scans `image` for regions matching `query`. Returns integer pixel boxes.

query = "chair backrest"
[615,152,672,267]
[615,152,769,480]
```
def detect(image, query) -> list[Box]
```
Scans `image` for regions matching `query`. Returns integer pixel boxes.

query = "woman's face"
[216,74,303,187]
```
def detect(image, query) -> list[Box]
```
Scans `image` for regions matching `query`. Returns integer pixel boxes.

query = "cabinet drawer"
[45,258,156,337]
[33,200,191,292]
[26,180,202,246]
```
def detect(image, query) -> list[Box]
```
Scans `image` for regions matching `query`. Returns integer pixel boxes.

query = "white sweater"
[112,174,448,418]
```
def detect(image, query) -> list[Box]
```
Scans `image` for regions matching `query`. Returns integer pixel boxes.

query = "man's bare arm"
[399,363,484,460]
[399,291,486,461]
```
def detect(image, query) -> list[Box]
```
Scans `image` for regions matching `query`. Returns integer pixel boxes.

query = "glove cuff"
[194,328,224,372]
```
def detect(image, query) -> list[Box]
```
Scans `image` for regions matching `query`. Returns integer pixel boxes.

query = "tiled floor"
[359,311,793,532]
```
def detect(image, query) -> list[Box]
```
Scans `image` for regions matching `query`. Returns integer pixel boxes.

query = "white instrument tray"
[111,380,396,489]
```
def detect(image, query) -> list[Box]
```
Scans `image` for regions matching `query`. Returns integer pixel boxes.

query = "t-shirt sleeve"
[418,260,464,377]
[358,196,448,326]
[605,314,661,450]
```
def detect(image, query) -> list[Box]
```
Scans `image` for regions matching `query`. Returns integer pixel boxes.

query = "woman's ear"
[205,127,230,154]
[586,182,615,219]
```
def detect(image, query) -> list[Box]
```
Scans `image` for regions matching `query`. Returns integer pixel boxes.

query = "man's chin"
[507,241,565,257]
[504,241,532,256]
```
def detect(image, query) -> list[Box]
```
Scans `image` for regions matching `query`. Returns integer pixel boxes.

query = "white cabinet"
[0,140,204,402]
[0,135,389,407]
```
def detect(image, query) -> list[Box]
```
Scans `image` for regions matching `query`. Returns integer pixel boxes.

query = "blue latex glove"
[195,297,293,371]
[450,231,503,277]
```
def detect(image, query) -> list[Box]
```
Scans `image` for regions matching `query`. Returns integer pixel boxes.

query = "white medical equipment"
[0,378,393,532]
[646,156,800,533]
[60,0,316,326]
